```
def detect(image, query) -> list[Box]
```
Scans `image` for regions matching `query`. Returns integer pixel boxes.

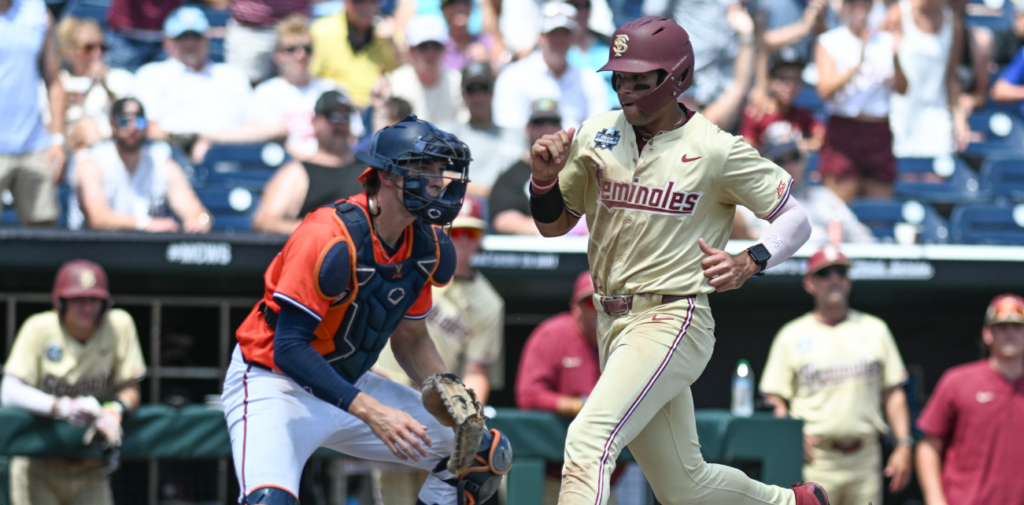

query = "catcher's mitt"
[422,373,487,474]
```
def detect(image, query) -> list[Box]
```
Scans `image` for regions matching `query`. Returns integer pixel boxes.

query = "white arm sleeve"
[758,197,811,270]
[1,375,56,417]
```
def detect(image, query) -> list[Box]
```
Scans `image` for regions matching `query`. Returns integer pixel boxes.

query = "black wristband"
[530,182,567,224]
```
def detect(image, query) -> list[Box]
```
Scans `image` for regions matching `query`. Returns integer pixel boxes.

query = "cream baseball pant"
[560,294,796,505]
[9,456,112,505]
[803,439,881,505]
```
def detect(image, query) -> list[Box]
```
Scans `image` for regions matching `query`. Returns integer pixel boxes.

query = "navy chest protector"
[324,202,441,382]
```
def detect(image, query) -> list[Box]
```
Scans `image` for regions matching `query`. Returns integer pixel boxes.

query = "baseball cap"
[164,6,210,39]
[529,98,562,123]
[314,90,355,116]
[452,194,487,230]
[572,271,595,303]
[406,15,448,48]
[763,136,801,165]
[462,61,494,88]
[984,294,1024,326]
[806,245,852,276]
[540,2,578,34]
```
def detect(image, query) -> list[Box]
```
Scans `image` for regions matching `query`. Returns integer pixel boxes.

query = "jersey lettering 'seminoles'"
[597,168,702,216]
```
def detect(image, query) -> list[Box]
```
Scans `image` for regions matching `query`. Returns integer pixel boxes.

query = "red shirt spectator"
[740,106,823,153]
[107,0,182,32]
[915,294,1024,505]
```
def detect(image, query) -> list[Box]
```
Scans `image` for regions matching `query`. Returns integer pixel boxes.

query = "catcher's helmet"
[356,115,471,226]
[598,16,694,115]
[52,260,112,311]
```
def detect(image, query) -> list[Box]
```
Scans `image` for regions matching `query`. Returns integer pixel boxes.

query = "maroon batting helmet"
[598,16,694,115]
[52,260,112,311]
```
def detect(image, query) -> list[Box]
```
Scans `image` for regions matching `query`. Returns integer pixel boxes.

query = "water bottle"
[731,359,755,417]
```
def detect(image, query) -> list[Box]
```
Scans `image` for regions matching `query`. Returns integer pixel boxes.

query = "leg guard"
[244,487,299,505]
[455,429,513,505]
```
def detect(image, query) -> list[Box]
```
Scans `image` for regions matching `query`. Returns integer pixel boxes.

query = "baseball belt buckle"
[599,295,632,315]
[831,439,863,453]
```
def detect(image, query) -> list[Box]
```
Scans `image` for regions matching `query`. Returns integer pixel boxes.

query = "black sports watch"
[745,244,771,276]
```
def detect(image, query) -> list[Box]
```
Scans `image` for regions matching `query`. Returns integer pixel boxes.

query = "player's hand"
[350,393,432,462]
[531,128,576,182]
[698,238,758,292]
[83,402,124,447]
[885,444,913,492]
[54,396,103,427]
[803,434,819,464]
[46,144,66,183]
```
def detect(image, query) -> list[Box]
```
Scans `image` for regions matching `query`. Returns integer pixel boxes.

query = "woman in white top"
[883,0,968,158]
[816,0,898,203]
[57,17,134,152]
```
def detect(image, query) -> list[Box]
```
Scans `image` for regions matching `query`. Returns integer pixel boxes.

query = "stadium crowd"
[1,0,1023,242]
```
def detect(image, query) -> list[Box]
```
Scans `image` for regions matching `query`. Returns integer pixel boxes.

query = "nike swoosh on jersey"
[681,155,702,163]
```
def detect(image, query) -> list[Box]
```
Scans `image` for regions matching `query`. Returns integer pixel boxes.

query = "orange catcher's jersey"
[559,111,792,296]
[236,194,443,372]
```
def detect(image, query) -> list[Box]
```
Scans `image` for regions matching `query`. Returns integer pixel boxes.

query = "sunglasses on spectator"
[812,266,849,279]
[80,42,108,53]
[323,111,351,124]
[415,41,445,52]
[529,118,562,128]
[464,84,492,95]
[449,227,483,241]
[116,116,148,130]
[281,44,313,54]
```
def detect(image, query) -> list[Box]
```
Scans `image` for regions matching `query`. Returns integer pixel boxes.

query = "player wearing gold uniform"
[528,16,828,505]
[1,260,146,505]
[760,247,912,505]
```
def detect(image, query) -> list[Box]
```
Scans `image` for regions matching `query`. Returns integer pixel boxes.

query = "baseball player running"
[1,260,145,505]
[528,16,828,505]
[223,116,511,505]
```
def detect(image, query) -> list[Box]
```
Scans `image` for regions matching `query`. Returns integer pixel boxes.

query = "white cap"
[541,2,578,34]
[406,15,449,48]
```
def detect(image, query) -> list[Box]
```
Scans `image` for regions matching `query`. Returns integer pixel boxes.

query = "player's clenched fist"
[698,238,759,292]
[531,127,576,181]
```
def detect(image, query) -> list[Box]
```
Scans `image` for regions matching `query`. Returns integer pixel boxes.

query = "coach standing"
[1,260,146,505]
[915,294,1024,505]
[760,245,912,505]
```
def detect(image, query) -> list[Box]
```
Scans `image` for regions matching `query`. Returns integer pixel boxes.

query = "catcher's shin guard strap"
[530,180,566,223]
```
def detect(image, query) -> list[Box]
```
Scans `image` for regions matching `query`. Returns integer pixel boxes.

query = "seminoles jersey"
[235,193,456,381]
[3,309,147,401]
[559,111,792,296]
[759,310,908,438]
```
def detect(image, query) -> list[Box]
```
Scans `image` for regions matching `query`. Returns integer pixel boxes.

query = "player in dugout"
[528,14,829,505]
[1,260,146,505]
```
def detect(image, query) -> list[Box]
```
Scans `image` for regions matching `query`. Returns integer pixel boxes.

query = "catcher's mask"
[356,115,472,226]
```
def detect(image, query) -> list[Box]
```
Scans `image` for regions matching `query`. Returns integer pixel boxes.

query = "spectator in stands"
[250,14,364,158]
[493,2,610,129]
[499,0,615,60]
[1,260,145,505]
[58,16,136,152]
[0,0,65,227]
[388,15,467,124]
[69,98,212,233]
[816,0,897,203]
[226,0,310,84]
[742,56,825,153]
[734,136,877,244]
[439,61,523,195]
[354,96,413,155]
[915,293,1024,505]
[441,0,499,70]
[993,1,1024,66]
[761,245,912,505]
[104,0,181,72]
[489,98,563,235]
[252,91,364,235]
[136,6,281,160]
[884,0,970,158]
[311,0,399,108]
[950,0,993,117]
[565,0,616,107]
[762,0,829,61]
[516,271,624,505]
[989,23,1024,113]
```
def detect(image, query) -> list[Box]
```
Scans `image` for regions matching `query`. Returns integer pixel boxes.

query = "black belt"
[259,301,279,329]
[245,359,272,372]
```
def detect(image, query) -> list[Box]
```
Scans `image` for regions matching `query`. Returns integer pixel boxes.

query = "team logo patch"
[46,343,63,362]
[596,167,701,216]
[777,180,787,198]
[594,127,620,150]
[78,270,97,289]
[612,34,629,57]
[387,287,406,305]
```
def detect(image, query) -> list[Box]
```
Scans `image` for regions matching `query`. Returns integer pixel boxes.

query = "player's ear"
[802,275,816,295]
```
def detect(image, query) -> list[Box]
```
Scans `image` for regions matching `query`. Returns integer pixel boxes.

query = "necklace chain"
[639,113,687,142]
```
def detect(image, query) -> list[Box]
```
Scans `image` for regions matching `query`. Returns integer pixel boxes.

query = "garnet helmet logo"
[613,35,629,57]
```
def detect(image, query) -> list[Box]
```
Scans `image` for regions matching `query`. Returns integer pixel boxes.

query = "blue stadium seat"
[848,198,951,243]
[979,154,1024,201]
[208,37,225,64]
[804,151,821,185]
[1,208,17,226]
[950,203,1024,244]
[793,86,825,121]
[195,186,260,232]
[63,0,111,26]
[201,143,290,171]
[964,109,1024,159]
[894,156,987,204]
